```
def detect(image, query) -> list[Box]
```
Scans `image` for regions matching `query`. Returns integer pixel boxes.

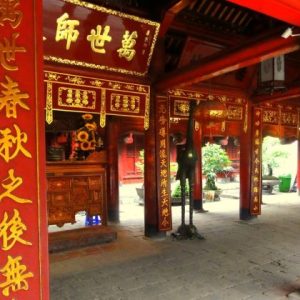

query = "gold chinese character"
[160,158,167,168]
[161,197,169,207]
[160,168,168,178]
[161,178,168,188]
[87,25,112,54]
[255,129,260,137]
[160,139,166,149]
[117,30,138,61]
[162,207,169,217]
[159,149,167,159]
[159,127,166,138]
[158,104,166,114]
[0,255,33,297]
[161,216,169,227]
[0,209,32,251]
[0,0,22,28]
[0,75,29,118]
[161,188,168,197]
[0,124,32,162]
[162,217,169,226]
[0,32,26,71]
[55,13,79,50]
[0,169,32,204]
[159,115,167,126]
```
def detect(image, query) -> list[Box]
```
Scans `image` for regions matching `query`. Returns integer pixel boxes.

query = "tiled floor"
[50,186,300,299]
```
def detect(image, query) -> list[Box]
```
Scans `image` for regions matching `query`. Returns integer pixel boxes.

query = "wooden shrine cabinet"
[46,155,107,227]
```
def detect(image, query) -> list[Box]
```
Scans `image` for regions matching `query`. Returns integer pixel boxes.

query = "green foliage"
[262,137,289,175]
[171,180,189,198]
[202,143,231,190]
[135,149,144,173]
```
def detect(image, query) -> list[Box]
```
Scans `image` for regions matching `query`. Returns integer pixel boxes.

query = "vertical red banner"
[156,96,172,231]
[250,107,262,215]
[0,1,49,299]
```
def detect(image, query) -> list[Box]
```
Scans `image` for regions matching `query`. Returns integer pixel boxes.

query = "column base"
[145,224,166,238]
[193,199,207,212]
[108,209,120,223]
[240,208,257,220]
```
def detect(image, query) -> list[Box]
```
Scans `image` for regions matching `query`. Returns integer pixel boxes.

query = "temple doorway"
[262,136,298,203]
[118,133,145,228]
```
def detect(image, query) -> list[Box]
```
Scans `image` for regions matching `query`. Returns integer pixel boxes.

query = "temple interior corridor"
[50,191,300,299]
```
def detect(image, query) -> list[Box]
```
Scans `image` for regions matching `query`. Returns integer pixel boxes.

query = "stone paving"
[50,188,300,300]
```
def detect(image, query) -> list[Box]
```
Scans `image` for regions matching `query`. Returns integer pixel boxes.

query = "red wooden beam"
[227,0,300,26]
[252,86,300,104]
[155,34,300,91]
[159,0,194,37]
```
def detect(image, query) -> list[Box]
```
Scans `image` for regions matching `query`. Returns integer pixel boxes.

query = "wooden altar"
[46,153,107,227]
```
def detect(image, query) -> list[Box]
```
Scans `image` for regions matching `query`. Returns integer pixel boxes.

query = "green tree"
[262,136,289,176]
[202,143,231,190]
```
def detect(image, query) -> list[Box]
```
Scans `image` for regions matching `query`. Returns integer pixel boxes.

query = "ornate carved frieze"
[44,70,150,129]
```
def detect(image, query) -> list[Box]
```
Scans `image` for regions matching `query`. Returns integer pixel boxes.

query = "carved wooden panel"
[46,162,107,227]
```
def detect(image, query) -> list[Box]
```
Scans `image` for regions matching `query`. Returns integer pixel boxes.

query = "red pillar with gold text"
[250,107,263,216]
[239,102,253,219]
[298,135,300,195]
[156,95,172,232]
[144,93,171,236]
[193,121,205,211]
[144,93,160,236]
[107,117,120,222]
[0,1,49,299]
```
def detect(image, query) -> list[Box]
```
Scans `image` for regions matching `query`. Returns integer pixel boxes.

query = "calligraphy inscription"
[58,87,96,109]
[0,0,35,297]
[110,93,140,113]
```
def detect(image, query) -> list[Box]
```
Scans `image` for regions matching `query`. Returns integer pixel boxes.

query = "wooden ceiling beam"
[155,33,300,91]
[227,0,300,26]
[252,87,300,104]
[159,0,195,37]
[171,19,245,47]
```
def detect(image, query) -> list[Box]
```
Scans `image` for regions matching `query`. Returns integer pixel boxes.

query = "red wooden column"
[297,137,300,195]
[107,117,120,222]
[0,1,49,299]
[193,121,206,211]
[144,93,172,237]
[239,102,254,220]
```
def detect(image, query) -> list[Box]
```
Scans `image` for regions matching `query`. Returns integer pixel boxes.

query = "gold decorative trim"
[243,103,248,133]
[44,70,150,93]
[100,89,106,128]
[298,109,300,140]
[46,82,53,124]
[64,0,160,26]
[221,121,226,132]
[44,55,147,77]
[144,93,150,130]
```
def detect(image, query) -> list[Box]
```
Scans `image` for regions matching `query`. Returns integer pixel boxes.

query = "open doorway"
[262,136,297,203]
[118,132,145,227]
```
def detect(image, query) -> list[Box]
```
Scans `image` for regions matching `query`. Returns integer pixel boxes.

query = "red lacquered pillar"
[107,117,120,222]
[193,122,206,211]
[239,102,254,220]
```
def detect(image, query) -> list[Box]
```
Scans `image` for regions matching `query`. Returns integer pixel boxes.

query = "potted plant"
[135,149,145,204]
[171,180,189,205]
[202,142,231,201]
